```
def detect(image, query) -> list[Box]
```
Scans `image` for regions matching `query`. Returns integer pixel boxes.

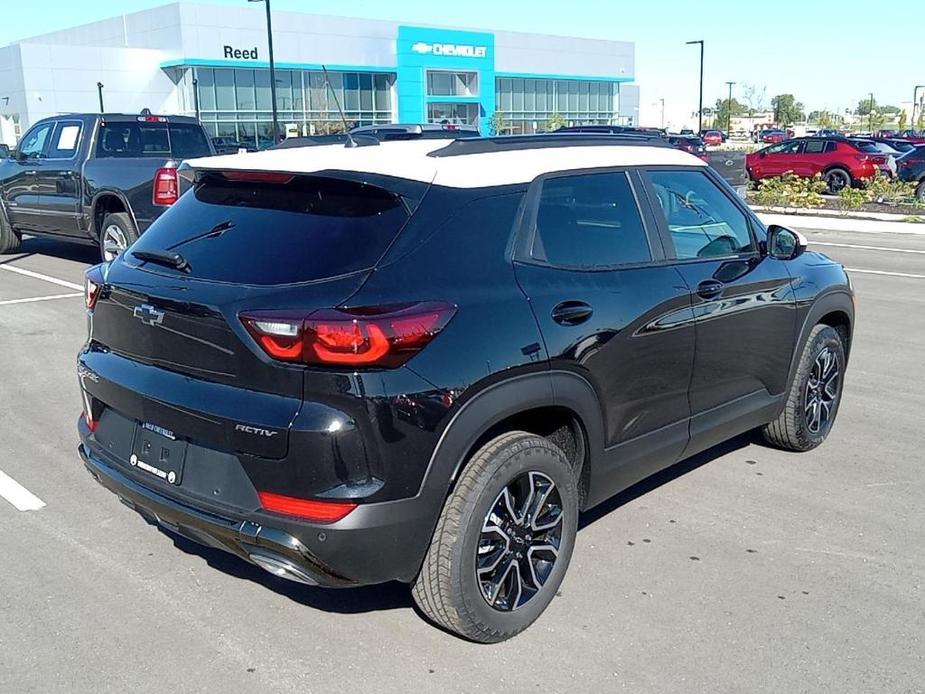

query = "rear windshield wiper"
[132,249,190,271]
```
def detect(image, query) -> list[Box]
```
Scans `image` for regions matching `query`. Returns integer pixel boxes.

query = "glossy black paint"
[0,114,213,246]
[78,159,854,586]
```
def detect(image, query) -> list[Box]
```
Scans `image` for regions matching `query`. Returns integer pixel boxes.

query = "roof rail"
[428,133,669,158]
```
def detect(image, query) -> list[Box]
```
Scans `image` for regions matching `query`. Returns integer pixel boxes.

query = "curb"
[750,205,922,223]
[755,212,925,235]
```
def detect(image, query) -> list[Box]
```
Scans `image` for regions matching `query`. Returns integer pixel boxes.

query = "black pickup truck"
[0,113,213,260]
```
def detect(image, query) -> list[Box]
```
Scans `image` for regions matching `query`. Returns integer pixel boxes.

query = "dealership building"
[0,2,639,148]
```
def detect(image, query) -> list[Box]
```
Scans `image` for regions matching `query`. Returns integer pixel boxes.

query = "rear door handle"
[551,301,593,326]
[696,279,724,299]
[24,170,38,176]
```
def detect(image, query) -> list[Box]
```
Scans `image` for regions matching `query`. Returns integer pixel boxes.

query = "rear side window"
[49,121,82,159]
[128,174,410,285]
[852,141,880,154]
[531,171,651,268]
[804,140,826,154]
[96,122,211,159]
[648,169,756,260]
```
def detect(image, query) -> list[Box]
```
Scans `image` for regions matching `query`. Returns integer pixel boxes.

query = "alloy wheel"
[477,471,563,612]
[826,171,850,194]
[805,346,840,434]
[102,224,128,262]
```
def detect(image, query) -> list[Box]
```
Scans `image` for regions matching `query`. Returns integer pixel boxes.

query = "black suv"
[77,135,854,643]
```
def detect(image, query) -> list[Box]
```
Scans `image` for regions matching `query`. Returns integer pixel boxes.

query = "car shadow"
[162,529,413,614]
[579,431,759,530]
[4,236,100,266]
[155,431,761,617]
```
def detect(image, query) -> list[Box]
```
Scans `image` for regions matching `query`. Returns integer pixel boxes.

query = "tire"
[762,324,846,452]
[0,208,21,254]
[824,168,851,195]
[412,431,579,643]
[99,211,138,262]
[915,181,925,201]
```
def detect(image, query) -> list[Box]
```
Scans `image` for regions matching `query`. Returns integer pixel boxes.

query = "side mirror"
[767,224,807,260]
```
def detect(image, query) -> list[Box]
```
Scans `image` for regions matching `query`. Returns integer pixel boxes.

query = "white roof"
[185,139,705,189]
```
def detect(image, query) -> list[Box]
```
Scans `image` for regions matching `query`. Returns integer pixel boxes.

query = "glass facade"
[426,70,479,97]
[192,67,395,148]
[495,77,621,134]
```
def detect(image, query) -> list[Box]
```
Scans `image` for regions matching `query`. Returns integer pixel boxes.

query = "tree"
[545,113,566,132]
[741,83,768,117]
[857,96,877,116]
[816,111,833,128]
[714,97,747,131]
[489,110,507,136]
[881,105,901,116]
[916,109,924,132]
[771,94,805,125]
[898,110,908,132]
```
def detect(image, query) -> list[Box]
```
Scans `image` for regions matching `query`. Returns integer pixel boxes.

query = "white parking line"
[845,268,925,279]
[0,264,83,291]
[809,240,925,255]
[0,292,83,307]
[0,469,46,511]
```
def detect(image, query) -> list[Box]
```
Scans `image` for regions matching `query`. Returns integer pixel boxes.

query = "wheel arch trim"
[787,288,854,392]
[89,190,138,238]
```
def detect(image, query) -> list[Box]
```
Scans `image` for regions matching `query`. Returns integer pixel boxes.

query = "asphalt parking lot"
[1,225,923,693]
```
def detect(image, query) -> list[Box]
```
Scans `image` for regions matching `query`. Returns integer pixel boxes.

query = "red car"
[760,129,788,144]
[746,137,881,193]
[702,130,723,146]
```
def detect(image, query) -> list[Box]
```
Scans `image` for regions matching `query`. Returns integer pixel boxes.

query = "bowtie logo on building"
[411,42,487,58]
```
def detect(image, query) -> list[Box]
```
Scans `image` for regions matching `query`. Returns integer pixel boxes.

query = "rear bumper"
[78,429,441,587]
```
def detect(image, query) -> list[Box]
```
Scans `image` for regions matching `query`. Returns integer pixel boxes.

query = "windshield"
[127,173,410,285]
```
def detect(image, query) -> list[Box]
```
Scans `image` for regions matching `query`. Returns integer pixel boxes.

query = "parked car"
[876,129,899,139]
[896,145,925,199]
[679,128,694,135]
[667,134,708,160]
[273,123,481,150]
[0,113,214,259]
[555,125,665,138]
[747,136,884,193]
[847,138,898,177]
[816,129,842,138]
[760,129,788,144]
[872,138,916,154]
[77,134,853,642]
[211,137,254,154]
[702,130,723,146]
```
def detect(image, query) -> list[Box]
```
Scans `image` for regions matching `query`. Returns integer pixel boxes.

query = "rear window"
[851,141,880,154]
[97,122,212,159]
[127,173,410,285]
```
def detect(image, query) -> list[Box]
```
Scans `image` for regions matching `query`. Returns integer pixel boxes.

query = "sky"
[2,0,921,129]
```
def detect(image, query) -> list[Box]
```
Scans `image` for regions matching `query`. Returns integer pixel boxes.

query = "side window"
[48,121,82,159]
[804,140,826,154]
[824,141,838,153]
[532,171,651,268]
[18,122,54,159]
[648,169,757,260]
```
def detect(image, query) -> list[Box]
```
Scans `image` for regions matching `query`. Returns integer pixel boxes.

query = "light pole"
[725,81,736,140]
[249,0,280,144]
[913,85,925,132]
[192,77,200,120]
[96,82,104,113]
[659,98,665,129]
[869,92,874,133]
[686,40,704,134]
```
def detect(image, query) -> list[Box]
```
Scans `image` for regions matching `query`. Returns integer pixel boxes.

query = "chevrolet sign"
[410,42,487,58]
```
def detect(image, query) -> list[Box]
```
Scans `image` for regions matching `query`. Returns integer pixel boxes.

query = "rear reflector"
[85,277,100,310]
[153,167,179,206]
[240,302,456,368]
[258,491,357,523]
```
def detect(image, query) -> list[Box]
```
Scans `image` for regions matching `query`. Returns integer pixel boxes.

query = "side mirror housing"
[767,224,807,260]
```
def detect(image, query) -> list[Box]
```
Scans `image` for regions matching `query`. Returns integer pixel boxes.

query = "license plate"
[130,423,187,486]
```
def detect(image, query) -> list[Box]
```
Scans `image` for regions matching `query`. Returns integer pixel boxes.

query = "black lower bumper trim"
[79,444,355,587]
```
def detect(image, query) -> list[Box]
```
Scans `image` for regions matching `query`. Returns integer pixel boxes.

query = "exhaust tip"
[249,552,318,586]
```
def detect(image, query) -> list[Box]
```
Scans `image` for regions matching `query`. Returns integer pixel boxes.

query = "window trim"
[638,166,764,265]
[45,120,84,161]
[513,166,666,272]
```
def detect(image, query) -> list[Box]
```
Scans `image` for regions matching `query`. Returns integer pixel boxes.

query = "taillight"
[240,302,456,368]
[153,167,179,206]
[85,276,100,310]
[855,155,869,162]
[258,491,357,523]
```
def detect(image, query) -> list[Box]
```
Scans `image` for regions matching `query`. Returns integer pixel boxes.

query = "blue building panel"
[396,26,496,132]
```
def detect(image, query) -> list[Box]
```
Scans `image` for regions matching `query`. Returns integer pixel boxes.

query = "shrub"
[752,172,827,208]
[861,174,920,205]
[837,186,868,210]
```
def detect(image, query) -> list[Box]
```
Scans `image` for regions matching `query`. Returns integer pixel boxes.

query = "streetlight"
[686,40,704,134]
[913,85,925,132]
[725,81,736,140]
[659,98,665,129]
[249,0,280,144]
[869,92,874,133]
[96,82,104,113]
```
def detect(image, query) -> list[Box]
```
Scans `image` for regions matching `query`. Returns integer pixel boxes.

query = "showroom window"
[426,71,479,97]
[494,77,621,134]
[193,67,395,149]
[427,102,481,126]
